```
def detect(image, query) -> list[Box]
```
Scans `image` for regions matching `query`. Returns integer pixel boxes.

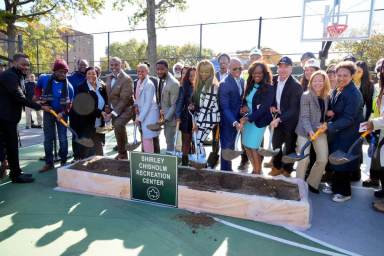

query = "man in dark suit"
[0,53,50,183]
[219,58,244,171]
[270,56,303,177]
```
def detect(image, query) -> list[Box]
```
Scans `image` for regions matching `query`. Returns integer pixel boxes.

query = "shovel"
[172,121,182,158]
[126,122,141,151]
[147,113,165,132]
[49,109,94,148]
[221,113,248,161]
[282,127,325,164]
[257,126,280,157]
[189,111,206,170]
[328,130,370,165]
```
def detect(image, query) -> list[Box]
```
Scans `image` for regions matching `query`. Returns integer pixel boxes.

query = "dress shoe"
[39,164,54,173]
[11,174,34,183]
[20,172,32,177]
[373,200,384,213]
[268,167,282,176]
[374,189,384,198]
[362,179,380,188]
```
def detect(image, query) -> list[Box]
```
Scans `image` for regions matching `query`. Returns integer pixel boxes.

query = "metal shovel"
[282,127,325,164]
[49,109,94,148]
[189,111,206,170]
[126,122,141,151]
[222,113,248,161]
[328,130,370,165]
[147,113,165,131]
[257,126,280,157]
[172,121,182,158]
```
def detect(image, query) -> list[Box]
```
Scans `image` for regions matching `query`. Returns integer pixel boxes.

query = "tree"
[333,33,384,67]
[100,39,214,71]
[114,0,187,74]
[0,0,105,58]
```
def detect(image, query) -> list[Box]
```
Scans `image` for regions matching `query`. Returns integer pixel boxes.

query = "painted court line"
[212,217,353,256]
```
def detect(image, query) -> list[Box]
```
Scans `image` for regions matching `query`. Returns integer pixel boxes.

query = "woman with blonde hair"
[189,60,220,162]
[295,70,331,193]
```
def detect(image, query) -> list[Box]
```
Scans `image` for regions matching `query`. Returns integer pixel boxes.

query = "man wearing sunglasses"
[219,58,245,171]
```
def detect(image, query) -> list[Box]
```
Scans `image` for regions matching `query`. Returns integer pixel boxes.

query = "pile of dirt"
[175,212,215,231]
[70,157,300,201]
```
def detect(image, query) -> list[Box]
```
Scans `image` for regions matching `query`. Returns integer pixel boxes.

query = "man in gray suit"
[155,60,180,152]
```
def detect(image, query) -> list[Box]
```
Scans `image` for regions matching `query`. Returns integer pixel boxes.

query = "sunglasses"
[232,67,242,72]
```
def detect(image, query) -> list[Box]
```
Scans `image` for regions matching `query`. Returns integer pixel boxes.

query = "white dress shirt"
[276,77,288,110]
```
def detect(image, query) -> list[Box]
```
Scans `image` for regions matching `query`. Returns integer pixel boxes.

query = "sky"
[66,0,384,63]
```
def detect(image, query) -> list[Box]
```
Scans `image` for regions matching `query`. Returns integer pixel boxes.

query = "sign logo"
[147,186,160,201]
[130,152,178,207]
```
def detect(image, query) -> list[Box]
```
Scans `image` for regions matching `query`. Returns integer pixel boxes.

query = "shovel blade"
[126,142,141,151]
[282,153,308,164]
[147,123,163,131]
[76,138,95,148]
[190,160,206,170]
[257,148,280,157]
[328,150,358,165]
[222,149,242,161]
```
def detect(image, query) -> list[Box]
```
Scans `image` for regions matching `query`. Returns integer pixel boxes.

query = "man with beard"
[0,54,51,182]
[35,59,74,172]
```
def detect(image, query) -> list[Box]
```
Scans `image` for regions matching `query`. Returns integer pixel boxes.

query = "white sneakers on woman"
[332,194,352,202]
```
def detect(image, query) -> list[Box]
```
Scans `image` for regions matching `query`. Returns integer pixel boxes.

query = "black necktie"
[158,79,164,105]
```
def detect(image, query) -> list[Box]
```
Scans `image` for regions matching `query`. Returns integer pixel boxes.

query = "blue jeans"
[43,112,68,165]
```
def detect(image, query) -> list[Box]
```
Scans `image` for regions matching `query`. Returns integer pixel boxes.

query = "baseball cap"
[277,56,293,66]
[303,58,320,69]
[301,52,316,62]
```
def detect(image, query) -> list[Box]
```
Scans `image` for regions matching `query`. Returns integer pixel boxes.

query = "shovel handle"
[310,127,326,141]
[361,130,371,138]
[346,130,372,154]
[49,109,68,128]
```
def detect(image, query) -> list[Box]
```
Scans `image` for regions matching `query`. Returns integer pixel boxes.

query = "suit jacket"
[135,77,160,138]
[0,67,41,123]
[295,90,329,137]
[70,80,108,133]
[160,72,180,126]
[175,80,193,132]
[243,83,274,128]
[106,70,134,120]
[219,74,244,147]
[272,75,303,131]
[328,81,364,172]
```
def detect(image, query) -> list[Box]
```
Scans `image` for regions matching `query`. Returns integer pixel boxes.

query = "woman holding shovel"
[190,60,220,163]
[175,67,196,165]
[325,61,364,202]
[295,70,330,193]
[239,61,274,174]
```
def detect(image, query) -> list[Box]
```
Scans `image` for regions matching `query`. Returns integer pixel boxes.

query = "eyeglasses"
[232,67,242,72]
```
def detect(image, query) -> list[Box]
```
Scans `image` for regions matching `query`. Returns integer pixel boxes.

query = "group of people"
[1,50,384,212]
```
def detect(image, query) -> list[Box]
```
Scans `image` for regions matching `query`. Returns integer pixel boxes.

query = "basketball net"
[327,24,348,39]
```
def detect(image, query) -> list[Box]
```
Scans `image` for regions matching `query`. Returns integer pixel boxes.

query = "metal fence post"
[36,39,40,74]
[66,35,69,64]
[17,34,23,52]
[107,32,110,72]
[257,16,263,49]
[199,24,203,60]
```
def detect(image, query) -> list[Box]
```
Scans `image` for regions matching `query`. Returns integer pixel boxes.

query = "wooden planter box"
[57,156,310,230]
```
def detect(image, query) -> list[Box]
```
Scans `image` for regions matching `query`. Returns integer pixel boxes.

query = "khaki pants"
[112,116,130,155]
[25,107,42,127]
[296,133,328,189]
[164,123,176,151]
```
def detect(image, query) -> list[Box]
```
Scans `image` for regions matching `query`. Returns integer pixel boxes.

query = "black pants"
[0,120,21,178]
[272,126,297,172]
[332,171,351,196]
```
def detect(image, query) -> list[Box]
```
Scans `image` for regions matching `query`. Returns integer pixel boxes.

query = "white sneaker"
[332,194,351,202]
[322,183,333,194]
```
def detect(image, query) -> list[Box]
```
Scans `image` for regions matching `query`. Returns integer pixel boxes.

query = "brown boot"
[115,153,128,160]
[373,200,384,213]
[268,167,282,176]
[39,164,54,173]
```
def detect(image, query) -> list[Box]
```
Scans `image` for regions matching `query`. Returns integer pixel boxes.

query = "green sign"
[130,152,178,207]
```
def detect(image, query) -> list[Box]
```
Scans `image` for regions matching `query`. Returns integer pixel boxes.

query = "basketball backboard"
[301,0,375,41]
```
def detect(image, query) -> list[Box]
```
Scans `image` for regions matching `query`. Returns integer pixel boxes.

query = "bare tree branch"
[18,0,35,6]
[16,4,57,19]
[155,0,175,9]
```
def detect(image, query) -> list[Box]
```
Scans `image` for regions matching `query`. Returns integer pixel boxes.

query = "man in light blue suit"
[219,58,244,171]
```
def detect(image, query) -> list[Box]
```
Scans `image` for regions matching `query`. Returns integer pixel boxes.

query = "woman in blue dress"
[240,61,275,174]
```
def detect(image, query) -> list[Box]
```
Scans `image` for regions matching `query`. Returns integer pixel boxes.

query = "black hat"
[277,56,293,66]
[343,54,356,62]
[301,52,315,61]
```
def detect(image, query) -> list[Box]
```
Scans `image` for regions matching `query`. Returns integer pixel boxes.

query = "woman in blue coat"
[325,61,364,202]
[240,61,274,174]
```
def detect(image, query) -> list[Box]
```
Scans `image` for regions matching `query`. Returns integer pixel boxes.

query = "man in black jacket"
[0,53,50,183]
[270,56,303,177]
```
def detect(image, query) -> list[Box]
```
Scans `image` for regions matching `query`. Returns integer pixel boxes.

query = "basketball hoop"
[327,24,348,39]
